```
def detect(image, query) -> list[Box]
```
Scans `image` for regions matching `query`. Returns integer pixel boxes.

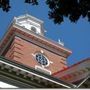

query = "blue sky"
[0,0,90,66]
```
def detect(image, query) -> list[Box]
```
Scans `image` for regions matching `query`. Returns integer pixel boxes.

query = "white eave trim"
[0,59,75,88]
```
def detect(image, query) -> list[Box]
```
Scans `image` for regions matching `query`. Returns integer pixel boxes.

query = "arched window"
[31,26,37,33]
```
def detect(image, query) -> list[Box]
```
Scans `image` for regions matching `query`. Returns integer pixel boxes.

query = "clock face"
[35,53,49,66]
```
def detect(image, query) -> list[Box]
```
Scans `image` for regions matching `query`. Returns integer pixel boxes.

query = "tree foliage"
[0,0,10,12]
[46,0,90,24]
[0,0,90,24]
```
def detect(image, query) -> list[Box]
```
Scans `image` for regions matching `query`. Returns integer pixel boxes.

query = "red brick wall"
[5,36,67,74]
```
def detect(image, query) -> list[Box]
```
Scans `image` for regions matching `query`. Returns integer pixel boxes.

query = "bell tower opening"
[14,14,45,36]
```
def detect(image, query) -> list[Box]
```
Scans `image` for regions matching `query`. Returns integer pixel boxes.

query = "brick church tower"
[0,14,72,75]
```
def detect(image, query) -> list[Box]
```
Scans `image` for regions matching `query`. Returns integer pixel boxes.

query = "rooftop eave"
[13,24,72,54]
[0,56,75,88]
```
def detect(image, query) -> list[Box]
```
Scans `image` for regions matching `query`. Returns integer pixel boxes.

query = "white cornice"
[0,59,74,88]
[14,14,44,24]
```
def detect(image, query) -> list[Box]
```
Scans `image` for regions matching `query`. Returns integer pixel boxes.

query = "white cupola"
[13,14,45,36]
